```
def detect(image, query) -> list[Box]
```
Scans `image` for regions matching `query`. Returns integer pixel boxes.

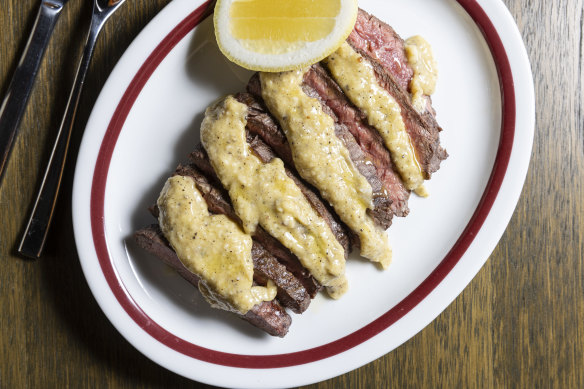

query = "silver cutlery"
[0,0,70,183]
[18,0,128,259]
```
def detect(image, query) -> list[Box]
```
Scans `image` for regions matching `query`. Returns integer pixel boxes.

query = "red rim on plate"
[90,0,515,369]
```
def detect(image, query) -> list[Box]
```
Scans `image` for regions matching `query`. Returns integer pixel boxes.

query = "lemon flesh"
[214,0,358,71]
[230,0,338,53]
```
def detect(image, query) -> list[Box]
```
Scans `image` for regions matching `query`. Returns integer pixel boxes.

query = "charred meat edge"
[173,164,311,314]
[134,225,291,338]
[346,9,447,176]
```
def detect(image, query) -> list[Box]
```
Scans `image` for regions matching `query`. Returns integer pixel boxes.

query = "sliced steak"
[250,242,310,314]
[347,8,413,92]
[302,64,410,217]
[246,77,295,167]
[247,77,396,226]
[189,147,322,298]
[174,164,234,218]
[346,9,448,176]
[134,225,292,337]
[240,92,294,168]
[174,164,311,313]
[245,132,353,249]
[193,95,351,251]
[353,54,448,176]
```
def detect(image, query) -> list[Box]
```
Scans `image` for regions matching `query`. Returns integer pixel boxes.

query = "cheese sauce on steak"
[201,96,348,298]
[157,175,277,314]
[259,69,392,269]
[325,42,425,193]
[405,36,438,114]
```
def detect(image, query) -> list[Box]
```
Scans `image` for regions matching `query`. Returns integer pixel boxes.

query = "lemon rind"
[213,0,358,72]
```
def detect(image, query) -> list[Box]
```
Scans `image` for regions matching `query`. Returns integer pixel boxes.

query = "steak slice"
[347,8,413,92]
[346,9,448,176]
[242,92,294,168]
[174,164,311,314]
[250,242,310,314]
[244,132,353,249]
[246,78,396,227]
[236,90,294,166]
[134,225,292,337]
[189,147,322,298]
[237,91,355,236]
[352,53,448,176]
[301,64,410,217]
[348,8,442,122]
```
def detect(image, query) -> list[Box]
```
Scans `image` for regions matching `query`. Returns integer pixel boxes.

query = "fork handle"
[18,15,102,259]
[0,2,66,184]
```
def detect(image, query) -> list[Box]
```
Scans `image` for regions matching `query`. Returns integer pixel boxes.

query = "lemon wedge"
[214,0,358,72]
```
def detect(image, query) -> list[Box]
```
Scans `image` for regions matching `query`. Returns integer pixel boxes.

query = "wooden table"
[1,0,582,387]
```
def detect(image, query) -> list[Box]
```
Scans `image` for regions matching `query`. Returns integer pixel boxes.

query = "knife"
[0,0,69,184]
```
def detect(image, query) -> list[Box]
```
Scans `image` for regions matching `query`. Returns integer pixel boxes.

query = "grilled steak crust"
[174,164,312,313]
[241,92,294,168]
[236,90,294,168]
[250,242,311,314]
[346,9,448,177]
[134,225,292,337]
[189,147,322,298]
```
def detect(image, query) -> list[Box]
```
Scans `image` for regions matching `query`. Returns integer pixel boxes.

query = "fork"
[0,0,70,184]
[18,0,128,259]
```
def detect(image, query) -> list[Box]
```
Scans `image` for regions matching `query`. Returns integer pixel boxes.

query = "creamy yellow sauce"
[325,42,424,192]
[414,185,429,198]
[157,175,276,314]
[405,36,438,113]
[201,96,348,298]
[260,70,392,269]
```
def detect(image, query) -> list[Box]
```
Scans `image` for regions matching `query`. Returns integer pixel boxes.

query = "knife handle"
[17,11,102,259]
[0,2,65,184]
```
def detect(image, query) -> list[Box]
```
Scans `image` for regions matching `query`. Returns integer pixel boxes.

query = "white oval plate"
[72,0,534,387]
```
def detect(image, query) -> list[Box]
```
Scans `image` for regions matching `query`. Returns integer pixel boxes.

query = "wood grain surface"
[1,0,582,387]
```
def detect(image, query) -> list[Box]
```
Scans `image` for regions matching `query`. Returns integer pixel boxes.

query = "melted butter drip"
[157,176,276,314]
[201,96,348,298]
[260,70,392,269]
[405,36,438,113]
[325,42,424,192]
